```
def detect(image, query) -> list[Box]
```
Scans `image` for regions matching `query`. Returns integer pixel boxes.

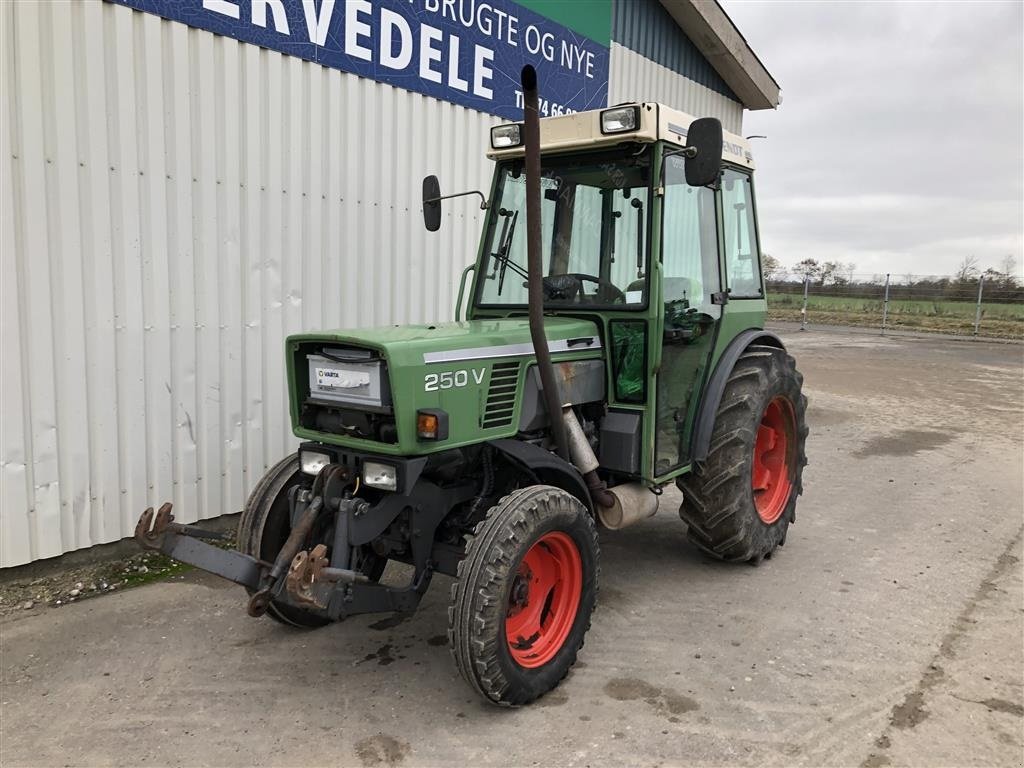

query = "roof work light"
[600,106,640,134]
[490,123,522,149]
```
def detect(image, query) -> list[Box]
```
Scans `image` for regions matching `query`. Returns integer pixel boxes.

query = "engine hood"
[288,317,602,366]
[287,317,605,456]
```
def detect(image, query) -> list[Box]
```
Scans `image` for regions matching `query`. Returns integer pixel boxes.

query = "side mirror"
[422,175,441,232]
[684,117,723,187]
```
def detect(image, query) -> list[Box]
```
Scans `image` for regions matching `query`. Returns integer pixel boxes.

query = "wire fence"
[765,273,1024,341]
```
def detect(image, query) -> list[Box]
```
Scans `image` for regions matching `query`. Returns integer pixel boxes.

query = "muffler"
[560,406,659,528]
[597,483,659,530]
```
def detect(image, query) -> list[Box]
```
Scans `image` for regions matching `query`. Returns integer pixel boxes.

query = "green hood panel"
[288,317,601,367]
[287,317,603,455]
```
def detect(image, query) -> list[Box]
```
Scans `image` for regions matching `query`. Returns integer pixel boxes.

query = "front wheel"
[448,485,600,706]
[678,344,808,564]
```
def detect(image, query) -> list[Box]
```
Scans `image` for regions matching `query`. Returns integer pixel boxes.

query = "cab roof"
[486,102,754,171]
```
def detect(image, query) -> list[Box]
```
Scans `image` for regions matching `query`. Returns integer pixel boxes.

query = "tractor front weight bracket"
[135,503,263,590]
[133,479,474,622]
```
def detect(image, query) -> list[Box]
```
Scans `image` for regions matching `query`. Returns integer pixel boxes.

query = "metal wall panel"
[612,0,737,101]
[609,43,743,135]
[0,0,498,567]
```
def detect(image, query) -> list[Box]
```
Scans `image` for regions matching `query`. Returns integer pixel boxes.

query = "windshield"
[476,148,652,308]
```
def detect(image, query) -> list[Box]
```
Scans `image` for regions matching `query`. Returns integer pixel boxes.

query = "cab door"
[719,168,766,330]
[652,158,722,477]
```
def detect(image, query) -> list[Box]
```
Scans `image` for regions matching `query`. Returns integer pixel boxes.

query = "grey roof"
[657,0,782,110]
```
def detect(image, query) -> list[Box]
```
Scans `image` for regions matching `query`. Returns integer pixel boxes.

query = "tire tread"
[447,486,599,706]
[678,346,808,563]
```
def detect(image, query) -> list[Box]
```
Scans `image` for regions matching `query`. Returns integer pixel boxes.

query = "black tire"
[448,485,600,706]
[678,344,808,564]
[237,454,330,628]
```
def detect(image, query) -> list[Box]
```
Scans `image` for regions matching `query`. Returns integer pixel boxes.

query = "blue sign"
[108,0,610,121]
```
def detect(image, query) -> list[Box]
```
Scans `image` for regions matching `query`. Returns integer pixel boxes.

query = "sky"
[720,0,1024,279]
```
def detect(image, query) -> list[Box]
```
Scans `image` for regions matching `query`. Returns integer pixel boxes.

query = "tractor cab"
[454,103,766,480]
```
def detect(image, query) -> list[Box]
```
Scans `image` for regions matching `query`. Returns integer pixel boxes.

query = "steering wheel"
[543,273,626,304]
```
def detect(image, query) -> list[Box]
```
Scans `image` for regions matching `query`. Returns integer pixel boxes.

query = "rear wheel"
[448,485,599,706]
[678,345,808,564]
[238,454,385,627]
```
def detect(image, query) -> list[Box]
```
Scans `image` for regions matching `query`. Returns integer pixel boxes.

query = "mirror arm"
[424,189,489,210]
[663,146,697,160]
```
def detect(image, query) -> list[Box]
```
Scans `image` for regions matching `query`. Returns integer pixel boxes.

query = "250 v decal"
[424,368,486,391]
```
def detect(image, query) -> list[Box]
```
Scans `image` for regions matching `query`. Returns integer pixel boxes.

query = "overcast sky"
[721,0,1023,278]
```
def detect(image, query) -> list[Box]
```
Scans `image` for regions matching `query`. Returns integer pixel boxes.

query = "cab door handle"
[567,337,595,347]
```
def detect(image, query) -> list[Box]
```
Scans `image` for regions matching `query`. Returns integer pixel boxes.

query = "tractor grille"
[481,361,520,429]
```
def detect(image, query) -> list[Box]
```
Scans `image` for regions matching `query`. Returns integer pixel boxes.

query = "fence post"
[881,273,890,335]
[800,277,809,331]
[973,274,985,338]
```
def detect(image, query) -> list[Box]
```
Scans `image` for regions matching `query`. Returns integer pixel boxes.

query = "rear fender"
[488,439,594,514]
[689,330,785,463]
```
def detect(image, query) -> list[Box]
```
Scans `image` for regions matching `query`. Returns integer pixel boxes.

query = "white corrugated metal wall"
[1,1,745,567]
[0,0,497,567]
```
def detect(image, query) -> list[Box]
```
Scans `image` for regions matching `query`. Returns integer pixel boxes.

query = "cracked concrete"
[862,529,1023,767]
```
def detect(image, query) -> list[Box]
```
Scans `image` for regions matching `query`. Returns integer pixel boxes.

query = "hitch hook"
[136,502,175,550]
[286,544,331,610]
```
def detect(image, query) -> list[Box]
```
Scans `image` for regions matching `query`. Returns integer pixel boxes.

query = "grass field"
[766,292,1024,340]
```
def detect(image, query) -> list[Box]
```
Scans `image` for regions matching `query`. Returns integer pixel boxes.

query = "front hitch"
[133,470,475,621]
[246,492,323,616]
[135,503,263,590]
[286,543,369,610]
[132,495,420,620]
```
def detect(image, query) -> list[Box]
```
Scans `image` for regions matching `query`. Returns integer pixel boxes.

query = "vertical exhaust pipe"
[521,65,569,463]
[563,406,616,509]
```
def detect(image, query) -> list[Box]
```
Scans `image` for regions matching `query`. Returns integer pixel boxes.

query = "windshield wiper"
[491,208,527,295]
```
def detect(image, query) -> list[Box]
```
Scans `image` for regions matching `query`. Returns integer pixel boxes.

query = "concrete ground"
[3,329,1022,768]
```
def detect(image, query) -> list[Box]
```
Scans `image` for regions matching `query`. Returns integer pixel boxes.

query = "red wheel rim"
[505,531,583,669]
[752,396,795,524]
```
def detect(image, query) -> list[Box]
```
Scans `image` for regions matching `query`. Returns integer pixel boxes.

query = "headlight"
[300,450,331,475]
[601,106,640,134]
[362,461,397,491]
[490,123,522,149]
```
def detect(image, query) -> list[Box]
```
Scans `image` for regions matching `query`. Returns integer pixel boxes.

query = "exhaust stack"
[562,406,615,509]
[520,64,569,463]
[520,66,645,525]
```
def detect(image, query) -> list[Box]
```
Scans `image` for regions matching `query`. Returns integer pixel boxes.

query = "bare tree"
[820,261,846,286]
[1000,254,1018,284]
[955,255,979,282]
[795,258,822,283]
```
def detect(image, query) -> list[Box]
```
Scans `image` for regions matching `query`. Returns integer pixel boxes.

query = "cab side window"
[721,169,762,297]
[661,155,719,313]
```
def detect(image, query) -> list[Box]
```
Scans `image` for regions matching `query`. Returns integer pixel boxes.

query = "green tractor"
[136,67,807,706]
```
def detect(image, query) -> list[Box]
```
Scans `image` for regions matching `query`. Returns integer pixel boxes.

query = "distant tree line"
[761,255,1023,303]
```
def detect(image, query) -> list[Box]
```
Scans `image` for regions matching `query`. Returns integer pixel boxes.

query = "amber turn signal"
[416,409,449,441]
[417,413,438,438]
